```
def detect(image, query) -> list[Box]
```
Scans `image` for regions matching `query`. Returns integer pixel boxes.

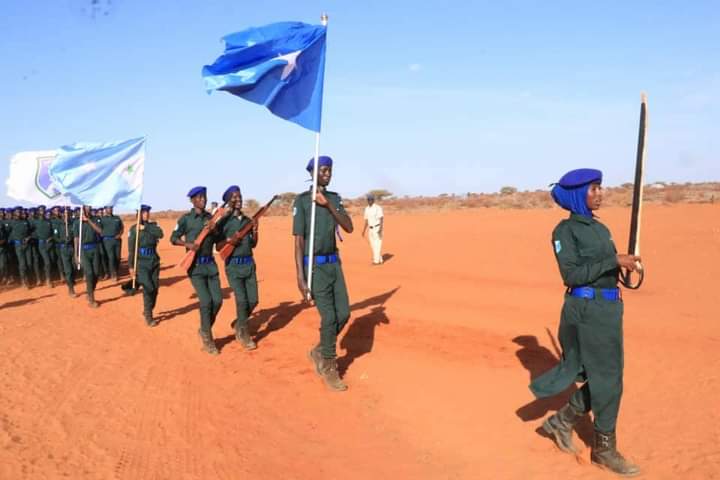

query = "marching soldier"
[74,205,103,307]
[31,205,54,287]
[293,156,354,391]
[170,187,228,355]
[101,205,124,281]
[51,206,77,297]
[27,208,42,285]
[8,206,31,288]
[128,204,163,327]
[530,169,641,477]
[219,185,258,351]
[0,209,7,285]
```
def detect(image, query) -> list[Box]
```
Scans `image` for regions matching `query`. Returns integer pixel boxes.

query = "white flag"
[5,150,69,204]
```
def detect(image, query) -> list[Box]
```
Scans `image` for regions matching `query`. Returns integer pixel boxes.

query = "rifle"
[218,195,279,262]
[620,93,647,289]
[178,204,229,272]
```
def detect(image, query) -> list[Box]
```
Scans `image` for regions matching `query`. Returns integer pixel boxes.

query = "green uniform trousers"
[14,244,28,282]
[307,262,351,359]
[57,245,75,286]
[37,242,52,282]
[29,243,41,281]
[0,248,7,281]
[81,247,100,293]
[102,238,119,277]
[136,258,160,314]
[189,263,223,332]
[226,263,258,328]
[530,295,624,433]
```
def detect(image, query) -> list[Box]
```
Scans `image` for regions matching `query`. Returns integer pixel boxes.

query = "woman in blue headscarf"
[530,169,642,477]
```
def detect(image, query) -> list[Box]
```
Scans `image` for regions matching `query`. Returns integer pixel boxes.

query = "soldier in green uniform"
[2,208,18,285]
[8,206,32,288]
[293,156,354,391]
[128,204,163,327]
[92,208,107,280]
[27,208,42,286]
[218,185,259,351]
[530,169,641,477]
[100,205,124,281]
[171,186,228,355]
[51,206,77,297]
[74,205,104,307]
[30,205,55,287]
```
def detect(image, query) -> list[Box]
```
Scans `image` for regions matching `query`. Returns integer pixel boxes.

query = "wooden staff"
[131,207,142,290]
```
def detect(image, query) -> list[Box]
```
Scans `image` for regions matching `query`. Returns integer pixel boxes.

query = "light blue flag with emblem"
[202,21,327,132]
[48,137,145,210]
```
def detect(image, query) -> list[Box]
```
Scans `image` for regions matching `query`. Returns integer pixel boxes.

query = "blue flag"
[202,21,327,132]
[48,137,145,210]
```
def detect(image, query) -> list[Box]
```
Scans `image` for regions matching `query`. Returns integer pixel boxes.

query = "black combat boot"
[308,344,323,375]
[87,292,99,308]
[591,431,640,477]
[144,311,158,328]
[542,403,584,454]
[198,329,219,355]
[318,357,347,392]
[234,323,257,350]
[68,284,77,298]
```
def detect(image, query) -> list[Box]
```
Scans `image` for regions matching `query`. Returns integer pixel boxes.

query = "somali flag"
[48,137,145,210]
[202,21,327,132]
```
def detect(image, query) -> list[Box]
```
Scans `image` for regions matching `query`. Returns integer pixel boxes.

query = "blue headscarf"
[551,168,602,218]
[551,183,593,217]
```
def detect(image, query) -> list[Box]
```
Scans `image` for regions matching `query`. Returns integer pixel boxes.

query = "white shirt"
[364,204,383,227]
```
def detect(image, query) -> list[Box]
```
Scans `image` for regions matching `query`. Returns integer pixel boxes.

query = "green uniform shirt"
[170,209,221,257]
[73,217,101,246]
[51,218,74,244]
[292,189,347,255]
[128,222,164,266]
[8,219,31,242]
[552,213,619,289]
[30,217,54,240]
[101,215,124,237]
[222,214,255,258]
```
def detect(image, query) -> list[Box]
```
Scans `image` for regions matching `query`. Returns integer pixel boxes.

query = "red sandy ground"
[0,204,718,479]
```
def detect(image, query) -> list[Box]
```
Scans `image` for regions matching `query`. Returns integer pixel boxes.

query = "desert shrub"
[500,186,517,196]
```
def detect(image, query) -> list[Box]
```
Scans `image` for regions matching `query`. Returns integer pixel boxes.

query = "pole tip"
[321,13,328,26]
[640,91,648,103]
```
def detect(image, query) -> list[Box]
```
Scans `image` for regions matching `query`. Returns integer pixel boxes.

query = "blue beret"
[306,155,333,173]
[29,207,37,212]
[556,168,602,188]
[222,185,241,203]
[38,205,46,209]
[140,204,151,212]
[187,186,207,198]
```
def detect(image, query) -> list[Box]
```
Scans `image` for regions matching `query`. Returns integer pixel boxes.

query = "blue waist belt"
[304,254,339,266]
[82,243,97,251]
[102,236,115,241]
[227,255,253,265]
[58,243,70,249]
[196,255,215,265]
[569,287,621,301]
[11,240,23,245]
[38,239,48,244]
[139,247,156,256]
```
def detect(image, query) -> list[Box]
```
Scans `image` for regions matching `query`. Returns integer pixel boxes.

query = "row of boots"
[197,322,257,356]
[543,403,640,477]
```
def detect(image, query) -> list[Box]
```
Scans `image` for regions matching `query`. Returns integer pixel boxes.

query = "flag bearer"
[128,204,163,327]
[293,156,354,391]
[74,205,103,307]
[52,207,77,297]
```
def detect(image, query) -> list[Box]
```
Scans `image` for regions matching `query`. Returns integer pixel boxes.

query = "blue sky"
[1,0,718,210]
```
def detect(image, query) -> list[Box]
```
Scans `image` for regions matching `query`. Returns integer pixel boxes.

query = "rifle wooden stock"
[218,195,279,261]
[178,206,228,272]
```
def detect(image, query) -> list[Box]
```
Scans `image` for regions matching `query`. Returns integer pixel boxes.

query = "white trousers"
[368,227,383,264]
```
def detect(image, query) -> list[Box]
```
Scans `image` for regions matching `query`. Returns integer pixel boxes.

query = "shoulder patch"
[554,240,562,254]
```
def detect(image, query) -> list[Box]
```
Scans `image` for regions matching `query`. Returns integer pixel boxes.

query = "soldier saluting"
[293,156,354,391]
[530,169,641,477]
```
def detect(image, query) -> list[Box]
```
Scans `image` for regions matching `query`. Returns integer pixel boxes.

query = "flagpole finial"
[321,13,328,26]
